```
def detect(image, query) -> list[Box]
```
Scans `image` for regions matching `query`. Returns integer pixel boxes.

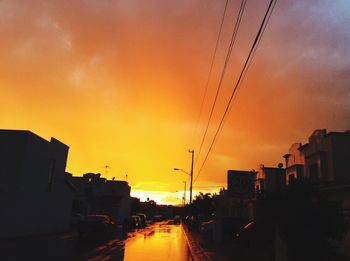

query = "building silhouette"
[255,164,285,194]
[283,129,350,257]
[69,172,131,224]
[0,130,74,238]
[283,142,305,185]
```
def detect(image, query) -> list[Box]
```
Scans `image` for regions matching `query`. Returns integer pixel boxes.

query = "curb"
[181,224,211,261]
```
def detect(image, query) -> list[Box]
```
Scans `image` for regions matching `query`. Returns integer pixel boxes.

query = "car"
[185,215,191,225]
[123,215,144,231]
[133,215,142,228]
[234,221,274,250]
[85,214,114,224]
[135,213,147,227]
[173,215,181,225]
[153,215,163,222]
[71,213,85,227]
[123,217,136,231]
[200,220,214,235]
[78,214,115,240]
[235,221,255,242]
[217,217,246,240]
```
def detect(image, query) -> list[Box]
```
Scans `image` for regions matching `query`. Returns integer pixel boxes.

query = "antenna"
[103,165,111,176]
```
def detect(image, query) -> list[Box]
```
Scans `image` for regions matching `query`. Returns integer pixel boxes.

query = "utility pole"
[183,181,186,207]
[173,150,194,205]
[189,149,194,205]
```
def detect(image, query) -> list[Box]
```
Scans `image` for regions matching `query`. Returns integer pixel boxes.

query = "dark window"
[288,174,296,184]
[48,159,56,191]
[309,163,319,182]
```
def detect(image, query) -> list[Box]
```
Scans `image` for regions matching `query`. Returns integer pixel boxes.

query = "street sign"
[227,170,255,199]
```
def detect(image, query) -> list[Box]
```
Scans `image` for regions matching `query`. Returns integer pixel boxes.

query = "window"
[48,159,56,191]
[288,174,295,184]
[309,163,319,182]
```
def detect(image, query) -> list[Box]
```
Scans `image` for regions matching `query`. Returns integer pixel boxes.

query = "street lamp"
[174,149,194,204]
[173,168,190,176]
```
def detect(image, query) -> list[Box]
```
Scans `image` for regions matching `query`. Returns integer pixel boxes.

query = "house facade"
[283,143,305,185]
[283,129,350,257]
[299,129,350,183]
[0,130,74,238]
[69,173,131,224]
[255,164,286,193]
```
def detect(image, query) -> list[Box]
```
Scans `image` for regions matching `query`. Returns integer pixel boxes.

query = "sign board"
[227,170,255,199]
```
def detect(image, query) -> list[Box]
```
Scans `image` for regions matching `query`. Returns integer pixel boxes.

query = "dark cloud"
[1,0,350,189]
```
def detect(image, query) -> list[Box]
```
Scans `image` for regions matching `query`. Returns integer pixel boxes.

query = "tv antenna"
[103,165,111,176]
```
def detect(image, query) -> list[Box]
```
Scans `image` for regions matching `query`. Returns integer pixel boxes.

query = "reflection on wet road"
[0,222,192,261]
[123,222,191,261]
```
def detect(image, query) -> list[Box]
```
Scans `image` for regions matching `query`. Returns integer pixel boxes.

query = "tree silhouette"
[192,192,216,219]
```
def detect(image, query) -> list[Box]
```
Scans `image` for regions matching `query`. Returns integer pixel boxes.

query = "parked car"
[173,215,181,225]
[185,215,191,225]
[71,213,85,227]
[135,213,147,227]
[153,215,163,222]
[218,217,246,240]
[132,215,142,228]
[78,214,115,241]
[235,221,254,244]
[200,220,214,236]
[234,221,274,251]
[124,217,136,231]
[123,215,142,230]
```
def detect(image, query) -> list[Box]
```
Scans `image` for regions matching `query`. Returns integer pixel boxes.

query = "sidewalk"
[0,230,79,261]
[182,224,211,261]
[182,224,272,261]
[182,224,235,261]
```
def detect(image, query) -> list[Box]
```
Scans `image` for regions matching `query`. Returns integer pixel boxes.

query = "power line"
[211,0,277,152]
[195,0,246,165]
[194,0,277,183]
[192,0,229,150]
[219,0,278,135]
[195,0,247,166]
[195,0,277,182]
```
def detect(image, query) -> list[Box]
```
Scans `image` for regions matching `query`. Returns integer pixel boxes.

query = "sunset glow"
[1,0,350,204]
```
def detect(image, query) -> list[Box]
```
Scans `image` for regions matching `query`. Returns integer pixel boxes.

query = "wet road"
[1,221,192,261]
[124,222,192,261]
[89,221,192,261]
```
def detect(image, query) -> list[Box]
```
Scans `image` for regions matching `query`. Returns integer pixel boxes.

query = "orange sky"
[1,0,350,204]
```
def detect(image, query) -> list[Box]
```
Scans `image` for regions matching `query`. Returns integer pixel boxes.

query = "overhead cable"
[195,0,247,166]
[194,0,277,183]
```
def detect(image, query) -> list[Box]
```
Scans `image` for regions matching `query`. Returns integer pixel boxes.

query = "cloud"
[133,182,170,191]
[1,0,350,195]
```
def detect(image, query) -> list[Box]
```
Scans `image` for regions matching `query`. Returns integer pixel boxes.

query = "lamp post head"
[174,168,179,171]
